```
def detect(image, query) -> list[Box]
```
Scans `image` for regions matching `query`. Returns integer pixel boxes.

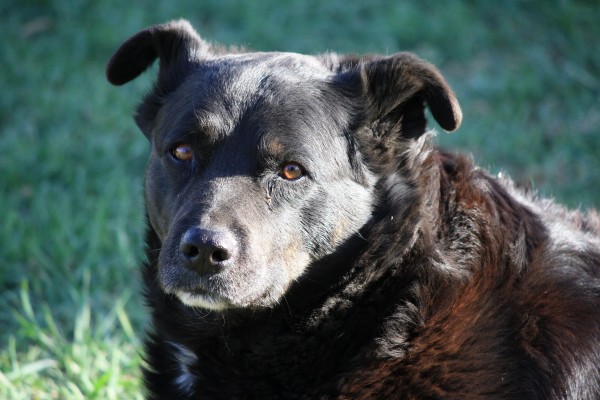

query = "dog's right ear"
[106,19,209,90]
[106,20,211,136]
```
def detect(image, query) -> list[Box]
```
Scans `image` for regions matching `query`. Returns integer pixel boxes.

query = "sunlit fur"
[107,19,600,400]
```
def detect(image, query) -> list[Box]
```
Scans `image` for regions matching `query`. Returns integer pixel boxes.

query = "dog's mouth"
[156,230,299,310]
[172,289,230,311]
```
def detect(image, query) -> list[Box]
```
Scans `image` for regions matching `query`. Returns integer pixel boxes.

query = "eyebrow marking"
[264,138,286,157]
[193,111,224,142]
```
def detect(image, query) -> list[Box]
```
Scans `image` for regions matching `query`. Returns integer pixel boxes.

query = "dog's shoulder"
[359,140,600,399]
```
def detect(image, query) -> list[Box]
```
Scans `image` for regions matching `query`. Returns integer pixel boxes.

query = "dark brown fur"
[338,151,600,399]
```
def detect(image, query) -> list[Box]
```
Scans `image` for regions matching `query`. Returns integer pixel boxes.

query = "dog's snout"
[179,228,237,274]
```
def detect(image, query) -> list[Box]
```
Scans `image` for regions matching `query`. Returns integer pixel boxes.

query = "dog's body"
[107,20,600,399]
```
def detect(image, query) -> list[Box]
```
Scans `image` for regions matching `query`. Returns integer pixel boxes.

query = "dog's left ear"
[336,53,462,138]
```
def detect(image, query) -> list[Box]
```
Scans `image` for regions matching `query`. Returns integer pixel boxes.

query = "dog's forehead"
[208,51,333,82]
[190,52,334,111]
[158,52,347,149]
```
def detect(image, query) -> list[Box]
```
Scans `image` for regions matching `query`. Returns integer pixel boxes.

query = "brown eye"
[280,162,304,180]
[171,144,194,161]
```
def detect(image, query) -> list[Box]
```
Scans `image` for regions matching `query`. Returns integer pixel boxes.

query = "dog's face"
[107,20,461,310]
[143,54,376,309]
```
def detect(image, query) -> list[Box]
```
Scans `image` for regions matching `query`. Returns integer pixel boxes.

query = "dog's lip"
[173,289,230,311]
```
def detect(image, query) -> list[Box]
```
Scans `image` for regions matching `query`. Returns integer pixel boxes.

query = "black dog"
[107,20,600,399]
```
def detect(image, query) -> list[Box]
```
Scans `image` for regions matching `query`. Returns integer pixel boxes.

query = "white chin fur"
[175,291,229,310]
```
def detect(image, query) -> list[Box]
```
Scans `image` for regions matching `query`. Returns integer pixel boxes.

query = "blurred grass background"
[1,0,599,398]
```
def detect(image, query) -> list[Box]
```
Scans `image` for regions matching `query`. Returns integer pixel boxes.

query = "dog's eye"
[171,144,194,161]
[280,162,304,181]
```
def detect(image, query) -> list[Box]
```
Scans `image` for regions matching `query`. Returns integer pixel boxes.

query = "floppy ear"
[338,53,462,138]
[106,20,211,135]
[106,19,210,90]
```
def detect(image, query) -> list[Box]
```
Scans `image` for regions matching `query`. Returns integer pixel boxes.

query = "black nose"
[179,228,237,275]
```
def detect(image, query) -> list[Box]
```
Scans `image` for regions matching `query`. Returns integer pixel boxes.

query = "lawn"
[1,1,599,398]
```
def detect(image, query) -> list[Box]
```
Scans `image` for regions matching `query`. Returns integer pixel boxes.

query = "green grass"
[1,0,599,398]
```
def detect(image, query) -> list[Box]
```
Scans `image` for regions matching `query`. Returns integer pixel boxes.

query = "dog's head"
[107,20,461,310]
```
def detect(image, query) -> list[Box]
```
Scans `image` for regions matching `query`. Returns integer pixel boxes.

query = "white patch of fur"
[175,291,229,310]
[546,220,589,252]
[498,172,600,253]
[404,131,436,169]
[169,341,198,393]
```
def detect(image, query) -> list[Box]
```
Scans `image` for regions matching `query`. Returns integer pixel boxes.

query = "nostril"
[210,249,230,263]
[179,227,238,274]
[181,242,200,258]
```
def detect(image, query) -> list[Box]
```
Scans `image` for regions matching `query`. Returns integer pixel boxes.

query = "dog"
[106,20,600,399]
